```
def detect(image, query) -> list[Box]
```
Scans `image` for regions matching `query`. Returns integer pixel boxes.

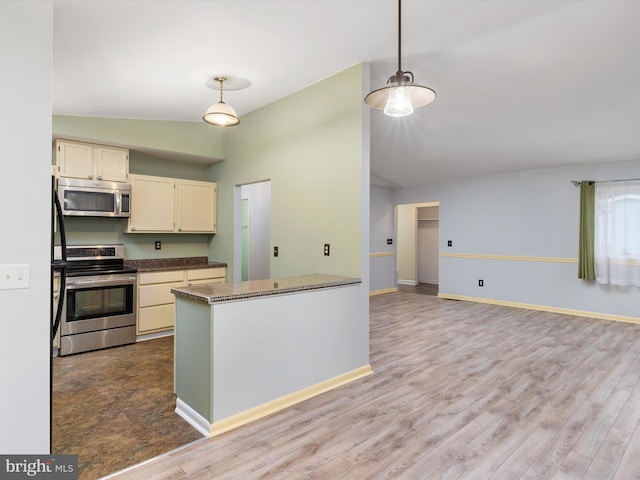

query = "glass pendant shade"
[203,101,240,127]
[384,85,413,117]
[203,76,240,127]
[365,73,436,117]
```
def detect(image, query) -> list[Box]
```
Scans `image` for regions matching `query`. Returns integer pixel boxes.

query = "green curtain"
[578,181,595,279]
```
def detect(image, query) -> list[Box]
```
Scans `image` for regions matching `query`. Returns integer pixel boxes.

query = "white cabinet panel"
[55,139,128,182]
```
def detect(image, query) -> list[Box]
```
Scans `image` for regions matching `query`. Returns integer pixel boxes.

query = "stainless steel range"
[54,245,137,356]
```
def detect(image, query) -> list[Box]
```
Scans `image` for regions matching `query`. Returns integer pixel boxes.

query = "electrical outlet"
[387,238,393,245]
[324,244,330,256]
[273,246,279,257]
[447,240,452,247]
[0,264,30,290]
[478,279,484,287]
[155,241,161,250]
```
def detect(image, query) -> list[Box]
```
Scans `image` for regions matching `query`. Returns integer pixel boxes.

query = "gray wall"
[369,185,396,292]
[391,159,640,320]
[0,2,52,453]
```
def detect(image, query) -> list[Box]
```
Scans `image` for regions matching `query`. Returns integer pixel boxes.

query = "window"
[594,180,640,286]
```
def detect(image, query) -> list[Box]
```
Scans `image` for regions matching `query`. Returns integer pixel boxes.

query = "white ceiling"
[52,0,640,187]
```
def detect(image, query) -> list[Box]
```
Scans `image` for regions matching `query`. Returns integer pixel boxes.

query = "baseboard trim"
[397,279,418,286]
[199,365,373,438]
[209,365,373,437]
[438,292,640,325]
[370,288,398,296]
[175,399,210,438]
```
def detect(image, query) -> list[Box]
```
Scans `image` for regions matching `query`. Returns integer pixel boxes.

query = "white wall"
[397,204,417,285]
[393,159,640,320]
[0,2,53,453]
[241,181,271,280]
[417,206,439,284]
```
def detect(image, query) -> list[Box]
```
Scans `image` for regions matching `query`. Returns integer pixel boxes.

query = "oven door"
[61,274,137,336]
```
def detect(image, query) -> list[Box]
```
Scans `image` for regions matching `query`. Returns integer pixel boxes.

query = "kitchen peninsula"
[171,274,372,437]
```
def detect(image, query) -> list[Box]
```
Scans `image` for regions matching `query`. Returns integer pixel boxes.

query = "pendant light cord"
[397,0,402,74]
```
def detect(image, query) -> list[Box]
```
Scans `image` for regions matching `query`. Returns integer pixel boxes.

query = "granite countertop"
[171,273,361,304]
[125,256,227,273]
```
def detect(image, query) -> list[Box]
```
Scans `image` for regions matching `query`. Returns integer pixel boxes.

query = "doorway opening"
[234,180,271,281]
[396,201,439,295]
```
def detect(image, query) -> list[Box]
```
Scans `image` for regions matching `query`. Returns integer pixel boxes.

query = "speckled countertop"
[124,256,227,273]
[171,273,361,304]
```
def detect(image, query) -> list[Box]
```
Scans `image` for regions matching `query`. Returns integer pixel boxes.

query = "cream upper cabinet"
[128,174,176,232]
[93,146,129,182]
[177,180,217,233]
[55,139,129,182]
[127,174,217,234]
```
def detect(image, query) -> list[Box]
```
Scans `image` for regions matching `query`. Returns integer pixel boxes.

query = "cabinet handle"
[88,175,93,179]
[97,175,102,180]
[178,227,182,231]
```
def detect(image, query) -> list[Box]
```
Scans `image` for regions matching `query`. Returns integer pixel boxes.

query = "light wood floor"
[106,292,640,480]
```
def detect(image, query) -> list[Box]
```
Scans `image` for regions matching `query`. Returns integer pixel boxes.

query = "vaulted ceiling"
[53,1,640,187]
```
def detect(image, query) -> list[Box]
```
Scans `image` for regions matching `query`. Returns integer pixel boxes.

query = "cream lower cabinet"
[186,267,226,286]
[137,267,226,335]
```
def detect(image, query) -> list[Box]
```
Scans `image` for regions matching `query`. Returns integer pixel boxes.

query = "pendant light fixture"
[364,0,435,117]
[203,76,240,127]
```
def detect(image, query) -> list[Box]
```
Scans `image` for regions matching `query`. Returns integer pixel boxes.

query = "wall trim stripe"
[438,293,640,325]
[370,252,394,257]
[440,253,577,263]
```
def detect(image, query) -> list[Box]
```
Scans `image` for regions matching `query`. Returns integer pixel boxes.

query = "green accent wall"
[51,64,367,272]
[52,116,218,259]
[53,115,226,161]
[209,64,365,280]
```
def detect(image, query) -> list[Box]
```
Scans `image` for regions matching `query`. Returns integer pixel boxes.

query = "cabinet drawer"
[188,277,226,286]
[139,282,183,308]
[186,267,226,281]
[138,304,175,333]
[139,270,184,285]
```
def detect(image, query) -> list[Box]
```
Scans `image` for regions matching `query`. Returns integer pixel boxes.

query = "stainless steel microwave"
[57,177,131,217]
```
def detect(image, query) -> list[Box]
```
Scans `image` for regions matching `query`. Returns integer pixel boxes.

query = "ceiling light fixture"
[364,0,436,117]
[203,76,240,127]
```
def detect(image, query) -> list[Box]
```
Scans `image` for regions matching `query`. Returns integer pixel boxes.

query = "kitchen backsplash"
[62,216,211,259]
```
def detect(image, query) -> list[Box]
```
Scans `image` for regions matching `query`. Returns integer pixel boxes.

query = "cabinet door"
[56,140,94,179]
[94,146,128,182]
[177,180,217,233]
[128,174,176,232]
[138,304,176,334]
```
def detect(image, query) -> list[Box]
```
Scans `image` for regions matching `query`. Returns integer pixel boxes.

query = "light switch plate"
[0,264,30,290]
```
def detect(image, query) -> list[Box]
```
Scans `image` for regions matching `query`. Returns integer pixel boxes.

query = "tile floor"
[52,335,203,480]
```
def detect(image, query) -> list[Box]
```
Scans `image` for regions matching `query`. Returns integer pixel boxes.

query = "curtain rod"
[571,178,640,187]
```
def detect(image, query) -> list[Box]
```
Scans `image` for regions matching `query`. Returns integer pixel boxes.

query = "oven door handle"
[66,277,137,288]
